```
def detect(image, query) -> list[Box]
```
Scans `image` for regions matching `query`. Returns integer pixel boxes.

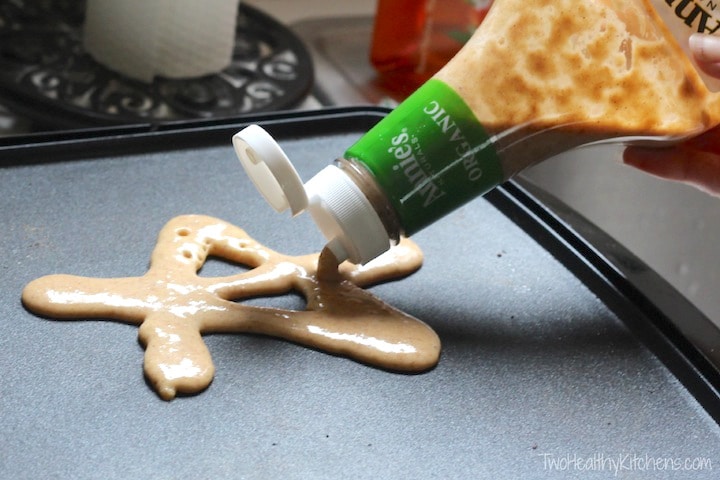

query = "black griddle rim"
[2,105,719,422]
[488,180,720,422]
[0,106,392,161]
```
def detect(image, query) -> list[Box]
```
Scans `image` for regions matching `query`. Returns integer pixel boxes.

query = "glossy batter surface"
[22,215,439,400]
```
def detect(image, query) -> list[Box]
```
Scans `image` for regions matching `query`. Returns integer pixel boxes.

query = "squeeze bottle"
[233,0,720,265]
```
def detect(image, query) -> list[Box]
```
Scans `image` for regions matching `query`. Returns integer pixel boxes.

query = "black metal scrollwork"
[0,0,313,128]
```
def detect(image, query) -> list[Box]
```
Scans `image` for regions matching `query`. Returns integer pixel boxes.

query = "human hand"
[622,34,720,197]
[623,132,720,197]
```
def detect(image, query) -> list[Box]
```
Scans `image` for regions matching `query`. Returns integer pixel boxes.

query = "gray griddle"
[1,109,720,479]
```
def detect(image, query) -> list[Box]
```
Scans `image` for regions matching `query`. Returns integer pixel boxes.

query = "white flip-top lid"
[232,125,391,264]
[232,124,308,216]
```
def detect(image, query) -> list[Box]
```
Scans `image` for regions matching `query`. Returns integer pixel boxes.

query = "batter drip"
[22,215,439,400]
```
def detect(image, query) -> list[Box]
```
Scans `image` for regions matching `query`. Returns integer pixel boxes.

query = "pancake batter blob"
[22,215,439,400]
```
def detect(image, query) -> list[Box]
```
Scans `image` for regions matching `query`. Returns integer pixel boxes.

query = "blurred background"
[1,0,718,325]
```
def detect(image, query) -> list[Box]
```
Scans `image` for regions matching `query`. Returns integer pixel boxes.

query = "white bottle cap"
[232,125,391,264]
[232,124,308,216]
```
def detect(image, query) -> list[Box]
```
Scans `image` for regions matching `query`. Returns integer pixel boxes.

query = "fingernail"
[689,33,720,62]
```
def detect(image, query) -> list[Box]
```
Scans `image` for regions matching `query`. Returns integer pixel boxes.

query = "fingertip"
[689,33,720,63]
[622,146,657,167]
[689,33,704,56]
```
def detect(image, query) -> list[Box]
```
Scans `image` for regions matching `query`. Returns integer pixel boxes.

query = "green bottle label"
[344,79,502,235]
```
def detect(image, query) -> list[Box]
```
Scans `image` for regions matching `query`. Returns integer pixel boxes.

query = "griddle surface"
[1,114,718,479]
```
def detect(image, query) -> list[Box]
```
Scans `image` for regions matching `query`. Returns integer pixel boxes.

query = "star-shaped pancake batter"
[22,215,440,400]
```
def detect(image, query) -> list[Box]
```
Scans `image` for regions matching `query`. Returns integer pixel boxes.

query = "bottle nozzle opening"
[305,166,391,265]
[326,237,349,265]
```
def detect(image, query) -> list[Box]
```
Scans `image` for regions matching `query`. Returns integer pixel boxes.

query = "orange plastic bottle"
[370,0,492,99]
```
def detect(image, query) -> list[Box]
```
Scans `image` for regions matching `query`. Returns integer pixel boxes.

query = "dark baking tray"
[2,108,720,479]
